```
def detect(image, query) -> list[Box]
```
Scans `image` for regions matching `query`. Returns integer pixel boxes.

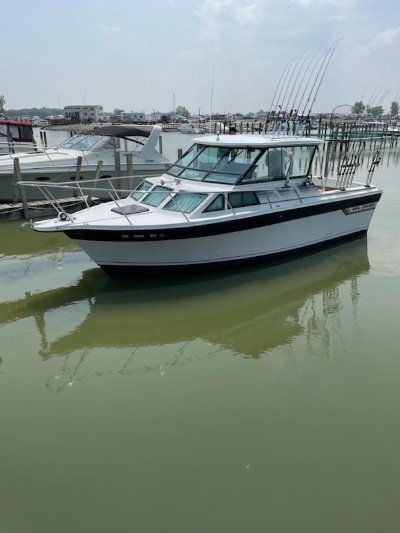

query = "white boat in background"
[0,125,170,201]
[0,119,36,155]
[177,123,204,134]
[26,132,382,276]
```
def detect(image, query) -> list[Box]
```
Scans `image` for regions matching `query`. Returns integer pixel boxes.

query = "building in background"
[64,105,105,123]
[121,111,146,123]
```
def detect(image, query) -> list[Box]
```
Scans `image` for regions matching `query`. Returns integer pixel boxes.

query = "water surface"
[0,137,400,533]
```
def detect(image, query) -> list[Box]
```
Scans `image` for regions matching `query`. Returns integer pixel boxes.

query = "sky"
[2,0,400,115]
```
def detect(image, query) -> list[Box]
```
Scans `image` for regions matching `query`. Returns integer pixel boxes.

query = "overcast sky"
[2,0,400,114]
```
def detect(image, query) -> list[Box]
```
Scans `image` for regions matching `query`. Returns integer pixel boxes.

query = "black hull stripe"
[65,192,382,242]
[99,230,368,276]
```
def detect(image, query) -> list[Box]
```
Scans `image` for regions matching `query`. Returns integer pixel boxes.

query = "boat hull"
[63,194,381,275]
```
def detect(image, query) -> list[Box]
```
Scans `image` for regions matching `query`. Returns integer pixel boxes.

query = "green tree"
[370,106,384,118]
[175,106,190,118]
[351,101,365,115]
[390,101,399,117]
[0,94,5,113]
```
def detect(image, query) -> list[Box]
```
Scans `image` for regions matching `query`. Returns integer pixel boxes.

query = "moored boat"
[0,125,170,201]
[26,132,382,275]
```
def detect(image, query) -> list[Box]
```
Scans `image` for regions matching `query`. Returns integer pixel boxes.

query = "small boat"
[27,132,382,275]
[0,119,36,155]
[0,124,170,201]
[177,123,204,134]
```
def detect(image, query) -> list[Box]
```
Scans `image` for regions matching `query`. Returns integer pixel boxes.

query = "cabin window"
[164,193,208,213]
[241,145,316,182]
[204,194,225,212]
[228,191,259,208]
[0,124,7,137]
[9,125,19,140]
[20,125,33,142]
[288,145,316,177]
[130,180,152,201]
[142,185,171,207]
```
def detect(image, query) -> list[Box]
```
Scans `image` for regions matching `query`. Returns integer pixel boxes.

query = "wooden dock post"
[13,158,29,219]
[87,160,103,206]
[126,153,133,175]
[324,141,331,178]
[12,157,21,204]
[75,155,83,180]
[114,146,121,175]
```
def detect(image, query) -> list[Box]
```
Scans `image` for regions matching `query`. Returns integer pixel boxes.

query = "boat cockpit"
[126,138,324,218]
[166,141,318,184]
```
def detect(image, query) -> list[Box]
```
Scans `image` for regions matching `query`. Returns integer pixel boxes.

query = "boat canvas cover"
[0,119,34,142]
[87,125,151,139]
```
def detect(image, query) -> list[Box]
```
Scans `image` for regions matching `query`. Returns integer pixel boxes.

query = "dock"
[0,196,89,221]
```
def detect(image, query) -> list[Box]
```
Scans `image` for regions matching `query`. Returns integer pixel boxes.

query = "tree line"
[351,100,399,119]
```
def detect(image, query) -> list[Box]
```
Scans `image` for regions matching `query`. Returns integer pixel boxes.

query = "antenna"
[210,64,215,133]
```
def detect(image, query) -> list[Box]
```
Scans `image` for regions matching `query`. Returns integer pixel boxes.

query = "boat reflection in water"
[0,235,370,391]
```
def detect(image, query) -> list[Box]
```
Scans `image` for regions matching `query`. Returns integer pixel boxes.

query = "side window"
[228,191,259,208]
[247,148,293,182]
[265,148,291,180]
[204,194,225,212]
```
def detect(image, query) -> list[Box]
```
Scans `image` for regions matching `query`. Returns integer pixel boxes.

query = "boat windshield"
[56,135,109,151]
[167,144,262,184]
[167,142,318,184]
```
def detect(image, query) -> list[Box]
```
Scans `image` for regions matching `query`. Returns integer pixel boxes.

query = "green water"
[0,147,400,532]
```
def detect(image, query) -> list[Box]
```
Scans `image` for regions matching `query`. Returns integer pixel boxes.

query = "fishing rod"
[300,39,340,118]
[267,58,293,120]
[295,52,323,122]
[370,87,384,108]
[285,53,311,121]
[289,52,316,127]
[270,56,298,121]
[367,86,380,108]
[306,38,342,117]
[267,56,298,133]
[376,89,391,107]
[279,55,302,124]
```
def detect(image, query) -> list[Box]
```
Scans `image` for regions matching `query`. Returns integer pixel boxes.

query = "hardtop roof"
[192,133,324,148]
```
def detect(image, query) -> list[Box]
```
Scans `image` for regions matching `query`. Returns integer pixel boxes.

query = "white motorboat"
[0,124,170,201]
[27,133,382,275]
[177,123,204,134]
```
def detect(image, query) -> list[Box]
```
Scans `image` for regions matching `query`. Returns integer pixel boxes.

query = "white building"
[64,105,105,123]
[121,111,146,123]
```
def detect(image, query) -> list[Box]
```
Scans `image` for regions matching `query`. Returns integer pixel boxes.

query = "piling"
[126,153,133,175]
[13,158,29,219]
[87,160,103,205]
